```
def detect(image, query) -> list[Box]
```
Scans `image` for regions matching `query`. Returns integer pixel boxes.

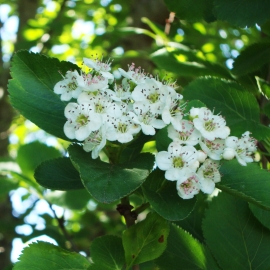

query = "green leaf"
[262,102,270,119]
[151,48,232,79]
[68,144,154,203]
[88,235,125,270]
[256,76,270,100]
[122,212,169,269]
[155,127,172,152]
[0,176,18,197]
[8,50,79,140]
[249,203,270,231]
[232,43,270,76]
[183,77,270,140]
[45,189,91,210]
[13,241,90,270]
[174,193,209,242]
[155,224,219,270]
[164,0,215,22]
[118,133,152,163]
[217,160,270,210]
[213,0,270,27]
[17,141,61,180]
[141,17,168,40]
[184,100,206,114]
[35,157,84,190]
[142,170,196,221]
[203,192,270,270]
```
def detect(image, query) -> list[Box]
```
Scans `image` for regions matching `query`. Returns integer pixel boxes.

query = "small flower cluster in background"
[54,57,257,199]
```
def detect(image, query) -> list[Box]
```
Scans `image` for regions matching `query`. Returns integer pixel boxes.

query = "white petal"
[223,148,235,160]
[165,168,179,181]
[141,124,155,135]
[155,151,171,171]
[199,178,215,194]
[75,126,91,141]
[64,122,75,139]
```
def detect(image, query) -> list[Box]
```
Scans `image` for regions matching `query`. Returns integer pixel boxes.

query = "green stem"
[133,202,150,215]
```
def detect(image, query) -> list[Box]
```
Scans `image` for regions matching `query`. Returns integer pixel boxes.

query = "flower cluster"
[155,107,257,199]
[54,57,257,199]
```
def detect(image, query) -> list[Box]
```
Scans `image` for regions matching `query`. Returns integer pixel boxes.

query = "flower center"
[204,120,216,131]
[118,122,128,133]
[95,102,105,113]
[76,114,88,126]
[180,180,192,190]
[172,157,183,168]
[67,81,77,91]
[148,92,159,103]
[204,167,214,178]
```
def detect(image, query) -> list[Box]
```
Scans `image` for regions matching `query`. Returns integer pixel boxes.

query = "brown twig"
[165,12,175,35]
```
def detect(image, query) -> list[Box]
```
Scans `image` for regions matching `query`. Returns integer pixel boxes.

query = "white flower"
[64,103,102,141]
[78,92,122,122]
[54,70,83,101]
[168,121,201,146]
[132,78,174,113]
[118,63,147,84]
[199,138,225,160]
[155,142,199,181]
[197,159,220,194]
[162,94,184,130]
[106,115,141,143]
[176,169,200,199]
[105,81,131,102]
[77,72,109,92]
[83,125,108,159]
[223,132,257,166]
[241,131,257,152]
[128,103,166,135]
[192,107,230,141]
[83,57,114,81]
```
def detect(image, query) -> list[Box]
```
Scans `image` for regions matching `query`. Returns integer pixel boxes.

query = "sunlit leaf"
[151,48,232,79]
[256,76,270,100]
[13,241,90,270]
[8,50,79,140]
[17,141,61,180]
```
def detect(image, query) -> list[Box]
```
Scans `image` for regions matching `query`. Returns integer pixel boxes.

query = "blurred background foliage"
[0,0,269,269]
